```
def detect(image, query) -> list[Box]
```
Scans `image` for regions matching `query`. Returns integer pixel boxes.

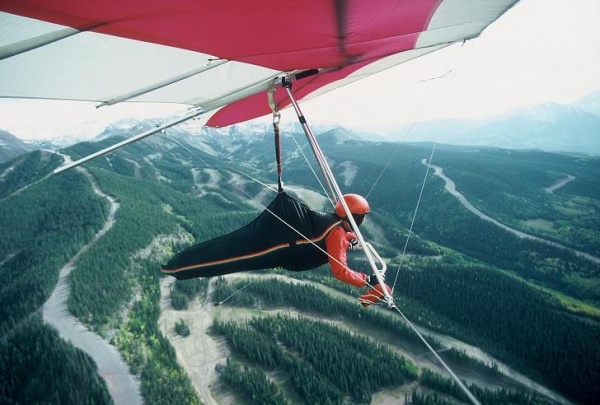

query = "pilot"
[325,194,391,307]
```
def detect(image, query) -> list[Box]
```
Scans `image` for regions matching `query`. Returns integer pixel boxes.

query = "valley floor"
[39,153,580,405]
[158,274,572,405]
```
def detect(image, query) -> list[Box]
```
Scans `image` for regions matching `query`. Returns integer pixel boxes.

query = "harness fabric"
[162,192,340,279]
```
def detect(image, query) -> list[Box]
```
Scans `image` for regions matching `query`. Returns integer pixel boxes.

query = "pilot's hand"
[366,273,384,285]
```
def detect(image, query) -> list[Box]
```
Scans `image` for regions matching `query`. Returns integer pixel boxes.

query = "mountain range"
[1,114,599,404]
[0,129,36,162]
[1,92,599,163]
[388,92,600,154]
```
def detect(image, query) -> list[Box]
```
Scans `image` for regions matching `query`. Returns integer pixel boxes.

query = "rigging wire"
[357,41,481,402]
[393,41,467,284]
[392,41,482,404]
[364,61,453,291]
[390,142,436,292]
[361,41,467,289]
[215,281,253,306]
[365,116,424,201]
[288,131,335,209]
[391,304,481,405]
[364,59,457,201]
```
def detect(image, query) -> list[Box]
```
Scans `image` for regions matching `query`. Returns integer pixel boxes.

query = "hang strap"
[269,82,284,193]
[273,111,283,192]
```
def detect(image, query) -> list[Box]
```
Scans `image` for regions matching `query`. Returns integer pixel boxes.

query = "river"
[42,161,144,405]
[423,159,599,264]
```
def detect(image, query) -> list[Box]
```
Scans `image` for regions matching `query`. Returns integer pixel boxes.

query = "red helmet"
[334,194,370,218]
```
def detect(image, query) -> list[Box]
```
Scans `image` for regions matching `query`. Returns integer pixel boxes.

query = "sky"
[1,0,599,140]
[301,0,600,133]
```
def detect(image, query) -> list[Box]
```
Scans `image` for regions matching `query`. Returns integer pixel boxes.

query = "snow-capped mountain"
[3,91,600,157]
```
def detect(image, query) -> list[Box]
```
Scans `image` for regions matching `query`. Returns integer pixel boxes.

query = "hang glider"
[0,0,519,310]
[0,0,520,128]
[1,5,521,396]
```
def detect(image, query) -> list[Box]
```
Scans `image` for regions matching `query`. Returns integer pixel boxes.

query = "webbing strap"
[269,82,284,192]
[273,111,283,193]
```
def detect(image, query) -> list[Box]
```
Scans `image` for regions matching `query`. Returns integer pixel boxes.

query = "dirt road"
[425,160,599,264]
[42,162,143,405]
[158,277,229,405]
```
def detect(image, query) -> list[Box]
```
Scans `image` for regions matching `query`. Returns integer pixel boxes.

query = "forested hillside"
[0,126,598,404]
[0,151,113,403]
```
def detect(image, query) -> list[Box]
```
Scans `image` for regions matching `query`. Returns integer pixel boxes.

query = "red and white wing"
[0,0,519,127]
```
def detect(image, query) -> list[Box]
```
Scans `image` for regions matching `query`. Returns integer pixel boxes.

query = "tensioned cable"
[365,41,466,204]
[165,131,277,194]
[215,281,253,305]
[392,42,467,288]
[392,303,481,405]
[288,130,335,209]
[390,142,436,292]
[365,115,425,201]
[391,42,481,403]
[356,41,479,402]
[364,63,454,201]
[361,41,467,291]
[364,66,451,291]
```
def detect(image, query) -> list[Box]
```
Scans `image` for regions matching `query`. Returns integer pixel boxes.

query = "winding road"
[423,159,599,264]
[42,157,144,405]
[545,174,575,194]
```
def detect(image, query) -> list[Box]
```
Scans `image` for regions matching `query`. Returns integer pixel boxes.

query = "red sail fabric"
[0,0,520,127]
[0,0,440,71]
[207,62,369,127]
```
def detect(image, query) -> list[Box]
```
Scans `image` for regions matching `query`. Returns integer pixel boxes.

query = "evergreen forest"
[0,125,598,405]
